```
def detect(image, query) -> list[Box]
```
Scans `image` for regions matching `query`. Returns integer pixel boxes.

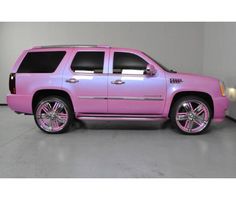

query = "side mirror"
[145,64,156,76]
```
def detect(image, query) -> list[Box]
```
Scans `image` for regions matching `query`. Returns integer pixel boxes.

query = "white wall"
[203,23,236,119]
[0,22,204,104]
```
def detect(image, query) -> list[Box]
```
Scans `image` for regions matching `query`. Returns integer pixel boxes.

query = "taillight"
[9,73,16,94]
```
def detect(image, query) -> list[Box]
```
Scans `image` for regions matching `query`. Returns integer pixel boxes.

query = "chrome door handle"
[66,78,79,83]
[111,80,125,85]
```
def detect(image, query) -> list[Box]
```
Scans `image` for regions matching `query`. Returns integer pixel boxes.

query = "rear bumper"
[6,94,33,114]
[213,96,229,122]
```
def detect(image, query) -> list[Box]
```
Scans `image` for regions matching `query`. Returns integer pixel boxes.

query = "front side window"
[71,52,104,73]
[113,52,148,75]
[17,51,66,73]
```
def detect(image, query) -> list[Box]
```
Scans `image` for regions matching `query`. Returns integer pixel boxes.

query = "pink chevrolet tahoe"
[7,45,229,134]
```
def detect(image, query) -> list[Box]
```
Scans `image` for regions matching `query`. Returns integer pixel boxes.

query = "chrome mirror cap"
[146,64,157,76]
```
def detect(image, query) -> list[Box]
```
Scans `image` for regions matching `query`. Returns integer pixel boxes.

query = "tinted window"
[113,52,148,74]
[17,51,66,73]
[71,52,104,73]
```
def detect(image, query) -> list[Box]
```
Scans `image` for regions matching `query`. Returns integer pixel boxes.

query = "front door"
[108,50,166,115]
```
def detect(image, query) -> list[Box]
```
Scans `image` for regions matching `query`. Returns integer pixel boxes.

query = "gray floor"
[0,106,236,178]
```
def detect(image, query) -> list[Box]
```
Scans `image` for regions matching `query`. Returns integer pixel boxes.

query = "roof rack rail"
[33,44,111,49]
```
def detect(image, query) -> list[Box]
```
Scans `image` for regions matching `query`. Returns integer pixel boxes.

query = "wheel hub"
[48,112,57,120]
[188,112,194,120]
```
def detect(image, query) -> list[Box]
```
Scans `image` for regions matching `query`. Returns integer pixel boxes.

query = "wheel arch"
[32,89,75,114]
[168,91,214,118]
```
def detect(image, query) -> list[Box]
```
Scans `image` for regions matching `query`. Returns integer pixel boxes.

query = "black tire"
[33,96,74,134]
[170,96,212,135]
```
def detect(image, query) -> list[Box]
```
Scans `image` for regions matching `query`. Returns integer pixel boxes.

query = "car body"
[7,45,229,134]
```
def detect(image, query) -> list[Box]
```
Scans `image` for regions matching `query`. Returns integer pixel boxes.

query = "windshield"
[142,52,174,72]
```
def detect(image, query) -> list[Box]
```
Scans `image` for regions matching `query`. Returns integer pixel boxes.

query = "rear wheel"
[34,96,73,134]
[170,96,212,135]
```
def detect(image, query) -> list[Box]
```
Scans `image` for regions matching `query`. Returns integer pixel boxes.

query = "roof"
[30,45,143,55]
[32,44,111,49]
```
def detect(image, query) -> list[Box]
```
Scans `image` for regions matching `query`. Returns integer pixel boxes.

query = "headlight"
[219,81,226,96]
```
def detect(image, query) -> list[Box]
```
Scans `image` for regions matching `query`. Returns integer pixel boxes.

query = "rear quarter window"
[17,51,66,73]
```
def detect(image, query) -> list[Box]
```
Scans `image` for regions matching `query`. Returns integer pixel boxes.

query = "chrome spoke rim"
[176,100,210,133]
[182,102,193,112]
[194,104,204,116]
[176,112,188,121]
[36,99,68,133]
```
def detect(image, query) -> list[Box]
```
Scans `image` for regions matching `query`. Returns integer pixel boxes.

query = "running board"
[77,116,166,121]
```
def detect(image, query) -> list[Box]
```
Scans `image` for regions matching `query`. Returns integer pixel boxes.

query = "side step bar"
[78,116,166,121]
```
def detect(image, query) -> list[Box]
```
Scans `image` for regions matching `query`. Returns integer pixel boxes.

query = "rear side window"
[71,52,104,73]
[113,52,148,74]
[17,51,66,73]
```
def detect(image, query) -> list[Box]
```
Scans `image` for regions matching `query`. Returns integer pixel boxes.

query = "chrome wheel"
[35,99,69,133]
[175,99,210,134]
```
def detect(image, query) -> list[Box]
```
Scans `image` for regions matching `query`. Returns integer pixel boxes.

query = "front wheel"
[34,96,73,134]
[170,96,212,135]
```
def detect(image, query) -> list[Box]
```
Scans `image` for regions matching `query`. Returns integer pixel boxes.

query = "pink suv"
[7,45,229,134]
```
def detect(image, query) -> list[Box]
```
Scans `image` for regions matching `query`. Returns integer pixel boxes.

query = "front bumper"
[6,94,33,114]
[213,96,229,122]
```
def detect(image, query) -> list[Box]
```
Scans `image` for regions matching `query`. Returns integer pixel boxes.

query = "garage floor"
[0,106,236,178]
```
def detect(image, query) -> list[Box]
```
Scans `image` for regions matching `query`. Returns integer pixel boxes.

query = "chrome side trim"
[79,96,106,100]
[110,97,163,101]
[78,96,164,101]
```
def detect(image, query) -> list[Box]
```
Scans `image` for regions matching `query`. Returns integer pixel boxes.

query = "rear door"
[107,49,166,115]
[62,48,109,114]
